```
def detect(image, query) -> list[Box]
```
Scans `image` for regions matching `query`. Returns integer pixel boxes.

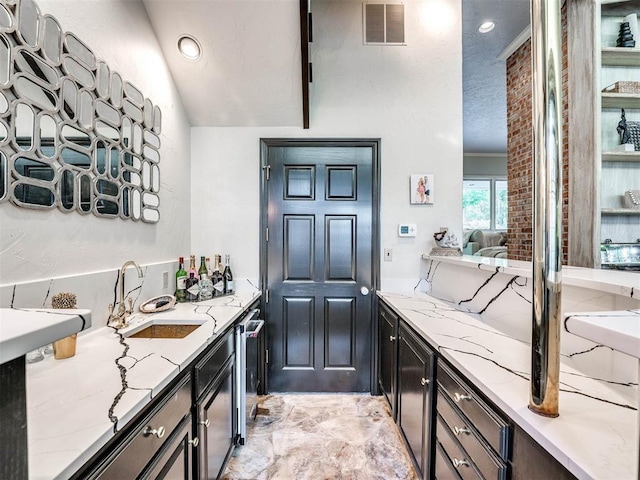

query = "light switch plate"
[398,224,417,237]
[384,248,393,262]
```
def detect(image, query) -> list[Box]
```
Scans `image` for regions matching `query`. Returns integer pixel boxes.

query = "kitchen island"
[26,292,259,480]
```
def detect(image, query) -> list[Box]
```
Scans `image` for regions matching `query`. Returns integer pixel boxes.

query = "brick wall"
[506,5,569,264]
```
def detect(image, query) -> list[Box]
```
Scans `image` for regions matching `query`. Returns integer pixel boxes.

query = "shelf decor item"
[51,292,79,359]
[617,109,640,150]
[616,21,636,48]
[622,190,640,209]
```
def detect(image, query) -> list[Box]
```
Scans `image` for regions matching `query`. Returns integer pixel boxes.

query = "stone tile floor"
[222,394,418,480]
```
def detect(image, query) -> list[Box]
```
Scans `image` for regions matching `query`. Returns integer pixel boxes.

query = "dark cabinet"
[194,328,236,480]
[378,301,398,417]
[397,321,436,480]
[140,416,193,479]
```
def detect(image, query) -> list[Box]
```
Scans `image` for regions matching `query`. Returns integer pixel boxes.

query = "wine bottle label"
[226,280,234,292]
[214,280,224,293]
[200,273,209,281]
[187,283,200,296]
[177,276,187,289]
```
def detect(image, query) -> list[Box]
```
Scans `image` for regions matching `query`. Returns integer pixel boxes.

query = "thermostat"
[398,224,417,237]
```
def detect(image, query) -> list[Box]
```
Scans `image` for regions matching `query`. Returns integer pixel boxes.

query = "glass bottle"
[188,255,199,281]
[198,256,208,280]
[223,254,234,294]
[175,256,187,302]
[185,272,199,302]
[212,254,224,296]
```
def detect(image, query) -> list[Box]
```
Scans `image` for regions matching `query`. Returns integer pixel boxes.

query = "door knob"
[360,286,370,296]
[189,437,199,447]
[420,378,430,386]
[199,419,211,427]
[143,426,165,439]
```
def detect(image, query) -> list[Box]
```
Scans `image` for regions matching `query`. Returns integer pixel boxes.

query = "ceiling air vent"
[363,2,405,45]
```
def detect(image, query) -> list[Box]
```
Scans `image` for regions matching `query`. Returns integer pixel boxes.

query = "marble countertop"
[26,292,260,480]
[378,291,638,480]
[565,310,640,359]
[423,254,640,298]
[0,308,92,364]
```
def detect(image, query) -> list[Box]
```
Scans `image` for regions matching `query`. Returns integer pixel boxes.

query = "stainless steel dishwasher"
[235,309,264,445]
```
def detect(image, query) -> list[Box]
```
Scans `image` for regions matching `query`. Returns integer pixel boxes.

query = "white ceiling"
[142,0,531,152]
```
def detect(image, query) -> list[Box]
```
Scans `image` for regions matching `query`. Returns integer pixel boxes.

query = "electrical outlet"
[384,248,393,262]
[162,271,169,289]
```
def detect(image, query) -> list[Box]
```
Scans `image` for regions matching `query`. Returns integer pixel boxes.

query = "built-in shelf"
[601,151,640,161]
[602,47,640,67]
[601,208,640,215]
[602,92,640,109]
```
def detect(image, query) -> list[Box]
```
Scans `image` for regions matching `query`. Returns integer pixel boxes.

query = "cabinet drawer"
[96,374,192,479]
[437,363,509,458]
[435,441,462,480]
[195,328,234,398]
[436,415,481,480]
[438,390,507,480]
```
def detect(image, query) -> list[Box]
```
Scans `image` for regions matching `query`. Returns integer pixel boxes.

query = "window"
[462,177,507,230]
[363,2,405,45]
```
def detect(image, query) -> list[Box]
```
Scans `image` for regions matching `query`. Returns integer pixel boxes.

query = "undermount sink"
[123,320,207,339]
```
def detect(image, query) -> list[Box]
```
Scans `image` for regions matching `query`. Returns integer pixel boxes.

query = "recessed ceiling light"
[177,35,201,60]
[479,21,495,33]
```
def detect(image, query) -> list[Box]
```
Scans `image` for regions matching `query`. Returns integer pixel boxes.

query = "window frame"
[462,175,507,231]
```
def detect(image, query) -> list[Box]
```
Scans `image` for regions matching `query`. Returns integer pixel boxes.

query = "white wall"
[191,0,463,289]
[0,0,191,285]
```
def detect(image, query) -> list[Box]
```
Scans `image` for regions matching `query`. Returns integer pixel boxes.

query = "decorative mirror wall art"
[0,0,162,223]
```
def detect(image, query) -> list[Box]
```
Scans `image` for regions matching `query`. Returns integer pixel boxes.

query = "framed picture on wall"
[410,174,434,204]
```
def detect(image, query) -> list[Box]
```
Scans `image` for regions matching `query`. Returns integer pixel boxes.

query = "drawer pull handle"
[389,335,396,342]
[454,392,472,403]
[453,458,470,469]
[189,437,200,447]
[200,419,211,427]
[454,426,471,436]
[420,378,430,386]
[143,426,165,439]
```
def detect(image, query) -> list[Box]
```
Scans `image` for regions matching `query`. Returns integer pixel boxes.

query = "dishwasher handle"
[244,319,264,338]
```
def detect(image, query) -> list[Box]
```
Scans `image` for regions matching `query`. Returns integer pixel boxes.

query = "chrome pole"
[529,0,563,417]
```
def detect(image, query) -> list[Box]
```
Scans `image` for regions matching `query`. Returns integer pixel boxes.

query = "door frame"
[259,138,381,393]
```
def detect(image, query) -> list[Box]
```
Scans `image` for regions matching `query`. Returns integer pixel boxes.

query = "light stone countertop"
[564,310,640,359]
[26,292,260,480]
[378,291,638,480]
[0,308,92,364]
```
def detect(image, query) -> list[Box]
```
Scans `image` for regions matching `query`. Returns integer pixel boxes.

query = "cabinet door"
[378,302,398,416]
[397,322,435,480]
[197,358,235,480]
[140,417,192,480]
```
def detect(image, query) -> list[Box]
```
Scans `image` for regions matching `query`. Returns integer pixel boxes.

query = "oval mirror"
[14,75,57,112]
[79,90,94,130]
[95,139,107,175]
[78,174,92,212]
[62,56,94,89]
[128,172,141,187]
[123,82,144,107]
[0,34,10,86]
[15,103,34,151]
[16,49,59,86]
[142,207,159,224]
[0,4,12,30]
[141,161,151,190]
[153,105,162,134]
[121,116,132,148]
[0,120,6,142]
[42,15,62,65]
[0,151,6,201]
[123,100,143,124]
[14,156,55,181]
[61,147,91,170]
[144,99,153,128]
[60,169,74,210]
[96,61,110,99]
[14,183,55,207]
[121,186,130,218]
[0,91,7,113]
[96,198,118,216]
[95,121,119,142]
[111,72,123,108]
[133,122,142,154]
[143,145,160,164]
[151,164,160,192]
[143,192,159,208]
[143,130,160,149]
[95,100,120,127]
[64,33,95,69]
[131,188,141,220]
[39,114,56,158]
[109,147,119,179]
[61,78,78,121]
[96,178,119,197]
[61,124,90,150]
[18,0,38,47]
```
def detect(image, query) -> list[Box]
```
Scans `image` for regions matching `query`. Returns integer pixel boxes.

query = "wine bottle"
[223,254,234,294]
[175,256,187,302]
[212,254,224,296]
[198,256,208,280]
[205,256,213,277]
[188,255,199,281]
[186,272,199,302]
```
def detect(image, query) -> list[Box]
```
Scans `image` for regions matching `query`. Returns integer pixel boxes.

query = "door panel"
[264,141,377,392]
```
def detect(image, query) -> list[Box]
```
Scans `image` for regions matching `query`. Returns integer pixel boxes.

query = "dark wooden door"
[262,140,378,392]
